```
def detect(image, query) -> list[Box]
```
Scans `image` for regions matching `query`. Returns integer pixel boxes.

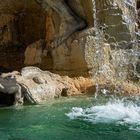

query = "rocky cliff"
[0,0,139,81]
[0,0,139,94]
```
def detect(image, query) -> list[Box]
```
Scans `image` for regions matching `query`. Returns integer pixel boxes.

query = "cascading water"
[92,0,139,91]
[66,0,140,133]
[114,0,140,81]
[92,0,100,98]
[92,0,108,98]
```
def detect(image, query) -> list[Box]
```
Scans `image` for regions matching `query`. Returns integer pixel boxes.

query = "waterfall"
[116,0,139,81]
[92,0,106,97]
[91,0,139,96]
[92,0,100,98]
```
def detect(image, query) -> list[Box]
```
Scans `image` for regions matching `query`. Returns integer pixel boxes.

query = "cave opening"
[0,0,46,72]
[0,92,15,107]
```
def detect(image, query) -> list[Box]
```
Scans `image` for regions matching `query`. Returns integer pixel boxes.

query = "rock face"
[97,0,137,47]
[0,0,46,70]
[0,0,139,76]
[0,0,140,103]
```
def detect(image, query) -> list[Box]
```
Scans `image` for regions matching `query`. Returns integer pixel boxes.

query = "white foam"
[66,99,140,129]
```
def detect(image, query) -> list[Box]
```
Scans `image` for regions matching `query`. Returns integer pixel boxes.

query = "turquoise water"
[0,95,140,140]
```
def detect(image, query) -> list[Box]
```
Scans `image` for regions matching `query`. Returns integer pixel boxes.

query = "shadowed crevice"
[0,92,15,106]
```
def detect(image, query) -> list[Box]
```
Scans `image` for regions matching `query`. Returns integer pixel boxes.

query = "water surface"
[0,95,140,140]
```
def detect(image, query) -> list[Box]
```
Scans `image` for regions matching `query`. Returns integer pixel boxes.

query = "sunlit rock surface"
[15,67,94,104]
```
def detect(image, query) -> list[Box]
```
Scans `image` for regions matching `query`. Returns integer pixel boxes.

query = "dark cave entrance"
[0,92,15,106]
[0,0,46,72]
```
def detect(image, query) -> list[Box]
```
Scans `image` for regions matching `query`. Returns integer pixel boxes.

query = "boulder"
[15,66,94,104]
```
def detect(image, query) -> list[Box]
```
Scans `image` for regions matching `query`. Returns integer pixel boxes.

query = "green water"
[0,95,140,140]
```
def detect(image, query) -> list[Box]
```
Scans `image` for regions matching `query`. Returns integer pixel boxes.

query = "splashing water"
[66,98,140,131]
